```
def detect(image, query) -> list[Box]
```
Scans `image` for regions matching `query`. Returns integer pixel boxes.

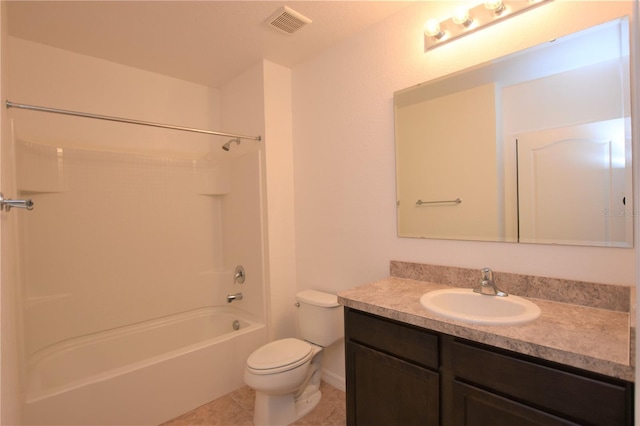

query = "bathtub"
[22,306,267,425]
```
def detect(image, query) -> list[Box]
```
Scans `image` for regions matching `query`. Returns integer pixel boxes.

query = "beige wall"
[7,38,221,157]
[262,61,297,341]
[292,1,637,385]
[1,2,22,424]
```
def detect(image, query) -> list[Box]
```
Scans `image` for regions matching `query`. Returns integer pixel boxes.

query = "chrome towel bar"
[416,198,462,206]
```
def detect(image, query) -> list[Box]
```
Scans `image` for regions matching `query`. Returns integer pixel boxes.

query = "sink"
[419,288,541,325]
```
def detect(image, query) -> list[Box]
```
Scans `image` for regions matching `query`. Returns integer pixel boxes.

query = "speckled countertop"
[338,264,634,382]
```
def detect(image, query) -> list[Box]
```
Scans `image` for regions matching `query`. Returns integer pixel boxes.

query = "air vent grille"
[266,6,312,35]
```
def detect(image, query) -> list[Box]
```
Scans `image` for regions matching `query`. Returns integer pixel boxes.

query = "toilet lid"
[247,338,313,373]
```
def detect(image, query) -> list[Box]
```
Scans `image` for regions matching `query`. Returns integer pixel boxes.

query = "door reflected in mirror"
[394,18,632,247]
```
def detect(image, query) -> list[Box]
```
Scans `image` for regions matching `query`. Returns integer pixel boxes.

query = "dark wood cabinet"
[347,342,439,425]
[447,338,633,425]
[344,307,634,426]
[345,305,440,425]
[451,381,578,426]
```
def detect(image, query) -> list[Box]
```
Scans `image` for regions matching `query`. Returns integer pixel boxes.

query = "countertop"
[338,277,634,382]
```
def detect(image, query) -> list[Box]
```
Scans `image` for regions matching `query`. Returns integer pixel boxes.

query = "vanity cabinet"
[344,308,634,426]
[345,306,440,425]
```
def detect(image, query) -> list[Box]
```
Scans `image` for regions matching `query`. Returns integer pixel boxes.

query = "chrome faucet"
[473,268,508,297]
[226,293,243,303]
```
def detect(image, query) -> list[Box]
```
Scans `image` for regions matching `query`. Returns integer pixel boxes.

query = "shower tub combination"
[11,102,268,425]
[22,306,266,425]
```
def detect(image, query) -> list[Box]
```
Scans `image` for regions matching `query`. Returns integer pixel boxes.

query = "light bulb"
[424,19,444,38]
[484,0,505,14]
[452,7,473,26]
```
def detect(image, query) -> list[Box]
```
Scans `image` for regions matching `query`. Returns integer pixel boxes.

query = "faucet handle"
[476,267,508,297]
[234,265,245,284]
[481,267,493,281]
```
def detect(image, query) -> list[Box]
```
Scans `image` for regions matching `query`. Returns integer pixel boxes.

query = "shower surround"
[15,138,268,424]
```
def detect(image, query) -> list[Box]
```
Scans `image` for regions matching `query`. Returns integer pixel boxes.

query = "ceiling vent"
[266,6,312,35]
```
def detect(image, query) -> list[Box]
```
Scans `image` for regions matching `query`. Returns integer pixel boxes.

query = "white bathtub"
[22,306,267,425]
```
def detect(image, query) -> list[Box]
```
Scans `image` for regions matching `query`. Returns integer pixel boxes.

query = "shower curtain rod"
[5,100,262,142]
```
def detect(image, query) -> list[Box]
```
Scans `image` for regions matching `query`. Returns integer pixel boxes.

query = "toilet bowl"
[244,338,323,425]
[244,338,319,394]
[244,290,343,426]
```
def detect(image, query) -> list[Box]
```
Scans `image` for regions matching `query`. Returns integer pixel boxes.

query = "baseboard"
[321,368,345,392]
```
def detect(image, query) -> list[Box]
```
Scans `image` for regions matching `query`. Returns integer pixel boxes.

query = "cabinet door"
[452,381,579,426]
[449,339,633,425]
[346,341,439,426]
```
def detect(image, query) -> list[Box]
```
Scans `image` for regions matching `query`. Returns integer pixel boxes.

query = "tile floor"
[161,381,346,426]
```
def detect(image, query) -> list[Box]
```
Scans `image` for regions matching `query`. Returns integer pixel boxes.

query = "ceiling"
[6,1,414,88]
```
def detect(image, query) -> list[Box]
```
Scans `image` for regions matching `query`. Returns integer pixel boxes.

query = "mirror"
[395,18,632,247]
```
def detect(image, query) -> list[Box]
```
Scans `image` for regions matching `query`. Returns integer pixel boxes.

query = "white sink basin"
[420,288,541,325]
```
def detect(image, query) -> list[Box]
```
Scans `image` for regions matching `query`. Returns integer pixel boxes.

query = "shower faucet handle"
[234,265,245,284]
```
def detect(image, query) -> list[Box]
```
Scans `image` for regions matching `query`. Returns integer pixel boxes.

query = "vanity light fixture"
[424,0,553,51]
[484,0,506,15]
[424,19,445,39]
[452,7,473,27]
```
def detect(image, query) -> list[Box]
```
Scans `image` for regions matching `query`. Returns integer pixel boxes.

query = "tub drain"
[232,320,240,331]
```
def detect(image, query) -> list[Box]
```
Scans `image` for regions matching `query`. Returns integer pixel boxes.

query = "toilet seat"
[247,338,313,375]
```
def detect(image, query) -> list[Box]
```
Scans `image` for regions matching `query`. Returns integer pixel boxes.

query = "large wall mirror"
[395,17,632,247]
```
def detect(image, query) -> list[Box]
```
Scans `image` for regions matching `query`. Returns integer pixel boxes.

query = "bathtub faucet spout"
[226,293,243,303]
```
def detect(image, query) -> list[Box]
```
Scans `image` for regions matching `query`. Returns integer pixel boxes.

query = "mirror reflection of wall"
[396,83,499,240]
[394,17,632,247]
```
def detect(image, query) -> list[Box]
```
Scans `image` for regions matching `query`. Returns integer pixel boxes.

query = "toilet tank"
[296,289,344,347]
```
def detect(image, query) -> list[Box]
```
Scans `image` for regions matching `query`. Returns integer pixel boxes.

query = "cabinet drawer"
[451,340,633,426]
[345,308,438,369]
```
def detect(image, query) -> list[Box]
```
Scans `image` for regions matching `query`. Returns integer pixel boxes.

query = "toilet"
[244,289,343,426]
